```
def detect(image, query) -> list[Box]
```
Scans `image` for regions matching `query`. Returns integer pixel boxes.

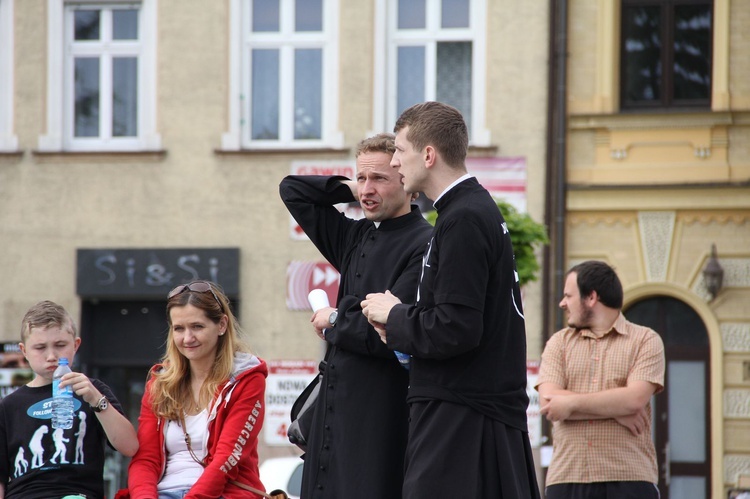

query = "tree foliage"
[425,200,549,287]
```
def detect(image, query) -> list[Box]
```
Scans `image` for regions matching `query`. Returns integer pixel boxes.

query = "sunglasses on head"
[168,281,221,306]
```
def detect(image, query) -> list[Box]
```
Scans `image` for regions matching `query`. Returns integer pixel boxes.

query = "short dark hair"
[393,101,468,168]
[568,260,623,309]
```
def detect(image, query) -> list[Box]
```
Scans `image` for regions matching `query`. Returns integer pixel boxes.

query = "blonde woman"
[126,281,268,499]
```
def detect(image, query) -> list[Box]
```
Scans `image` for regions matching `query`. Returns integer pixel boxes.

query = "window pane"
[441,0,469,28]
[294,49,322,140]
[296,0,322,32]
[398,0,426,29]
[668,361,706,462]
[75,58,100,137]
[622,6,661,103]
[113,57,138,137]
[251,49,279,140]
[397,46,425,116]
[437,42,472,132]
[673,5,711,100]
[669,477,706,499]
[253,0,280,32]
[75,10,100,40]
[113,9,138,40]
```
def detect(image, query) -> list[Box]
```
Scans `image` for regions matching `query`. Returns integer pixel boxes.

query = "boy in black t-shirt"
[0,301,138,499]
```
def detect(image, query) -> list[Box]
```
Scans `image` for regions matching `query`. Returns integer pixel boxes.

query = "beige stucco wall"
[0,0,551,463]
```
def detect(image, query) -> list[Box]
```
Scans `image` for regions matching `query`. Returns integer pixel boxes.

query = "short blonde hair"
[21,301,77,342]
[355,133,396,157]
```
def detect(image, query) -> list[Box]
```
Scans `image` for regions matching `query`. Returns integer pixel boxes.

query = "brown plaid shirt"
[537,314,665,485]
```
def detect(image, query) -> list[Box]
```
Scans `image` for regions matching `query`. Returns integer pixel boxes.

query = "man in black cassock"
[362,102,541,499]
[279,133,433,499]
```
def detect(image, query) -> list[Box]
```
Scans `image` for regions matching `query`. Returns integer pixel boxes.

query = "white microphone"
[308,289,333,339]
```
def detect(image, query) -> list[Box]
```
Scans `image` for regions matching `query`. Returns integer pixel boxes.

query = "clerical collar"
[433,173,473,207]
[373,221,381,229]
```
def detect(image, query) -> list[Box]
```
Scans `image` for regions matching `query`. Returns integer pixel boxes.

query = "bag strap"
[178,414,282,499]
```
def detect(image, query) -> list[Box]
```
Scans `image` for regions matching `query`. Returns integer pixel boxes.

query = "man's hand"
[371,322,388,344]
[310,306,336,340]
[615,406,649,436]
[540,394,577,422]
[361,291,401,326]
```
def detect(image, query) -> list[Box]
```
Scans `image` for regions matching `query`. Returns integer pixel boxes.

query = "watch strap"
[90,395,108,412]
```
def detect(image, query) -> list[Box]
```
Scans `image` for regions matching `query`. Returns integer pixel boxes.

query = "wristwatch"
[328,310,338,327]
[90,395,109,413]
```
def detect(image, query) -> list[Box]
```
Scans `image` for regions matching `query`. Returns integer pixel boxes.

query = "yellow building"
[554,1,750,497]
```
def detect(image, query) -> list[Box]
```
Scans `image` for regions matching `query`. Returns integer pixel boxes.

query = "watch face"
[93,397,109,412]
[328,310,338,325]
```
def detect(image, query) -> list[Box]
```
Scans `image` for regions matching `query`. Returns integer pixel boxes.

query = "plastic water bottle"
[394,351,411,370]
[52,357,74,430]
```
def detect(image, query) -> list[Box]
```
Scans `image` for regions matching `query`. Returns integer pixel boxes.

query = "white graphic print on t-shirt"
[12,396,85,478]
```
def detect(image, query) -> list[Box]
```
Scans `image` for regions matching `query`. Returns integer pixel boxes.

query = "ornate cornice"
[568,212,637,227]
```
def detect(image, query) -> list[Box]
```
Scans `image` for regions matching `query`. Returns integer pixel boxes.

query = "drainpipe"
[539,0,568,488]
[553,0,568,333]
[543,0,568,340]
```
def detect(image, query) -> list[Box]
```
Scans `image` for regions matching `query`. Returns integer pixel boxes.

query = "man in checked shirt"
[537,260,665,499]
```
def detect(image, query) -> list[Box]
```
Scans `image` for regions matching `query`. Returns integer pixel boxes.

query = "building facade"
[0,0,551,490]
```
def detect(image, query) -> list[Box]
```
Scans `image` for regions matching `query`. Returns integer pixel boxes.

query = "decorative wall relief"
[723,324,750,353]
[725,454,750,484]
[638,211,675,282]
[725,389,750,418]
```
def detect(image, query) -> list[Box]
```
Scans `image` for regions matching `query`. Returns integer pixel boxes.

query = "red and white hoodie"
[126,353,268,499]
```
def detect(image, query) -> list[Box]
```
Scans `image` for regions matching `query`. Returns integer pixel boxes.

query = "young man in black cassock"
[362,102,541,499]
[279,133,433,499]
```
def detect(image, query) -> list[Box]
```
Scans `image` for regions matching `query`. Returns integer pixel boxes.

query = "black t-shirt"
[0,380,123,499]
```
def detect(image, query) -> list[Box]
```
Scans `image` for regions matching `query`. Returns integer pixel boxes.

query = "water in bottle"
[394,351,411,370]
[52,357,74,430]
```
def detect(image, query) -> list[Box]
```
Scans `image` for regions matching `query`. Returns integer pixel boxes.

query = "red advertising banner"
[264,360,318,446]
[286,261,340,310]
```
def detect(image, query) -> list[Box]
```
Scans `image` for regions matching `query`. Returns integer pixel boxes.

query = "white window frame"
[39,0,160,152]
[0,0,18,151]
[222,0,342,150]
[373,0,490,146]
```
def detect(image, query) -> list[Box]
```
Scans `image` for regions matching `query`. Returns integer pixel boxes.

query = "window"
[0,0,17,151]
[223,0,341,150]
[620,0,712,110]
[376,0,489,145]
[39,0,160,152]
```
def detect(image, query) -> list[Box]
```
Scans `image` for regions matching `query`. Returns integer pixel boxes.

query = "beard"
[568,303,594,330]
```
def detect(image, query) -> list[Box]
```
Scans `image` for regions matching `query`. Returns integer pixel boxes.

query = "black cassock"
[280,175,433,499]
[387,177,541,499]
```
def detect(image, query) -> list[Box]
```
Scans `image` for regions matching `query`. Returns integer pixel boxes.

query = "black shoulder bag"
[287,360,326,452]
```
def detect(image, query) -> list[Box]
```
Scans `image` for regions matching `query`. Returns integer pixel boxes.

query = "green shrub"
[425,200,549,287]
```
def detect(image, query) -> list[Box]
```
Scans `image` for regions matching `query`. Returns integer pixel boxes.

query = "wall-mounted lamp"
[702,244,724,300]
